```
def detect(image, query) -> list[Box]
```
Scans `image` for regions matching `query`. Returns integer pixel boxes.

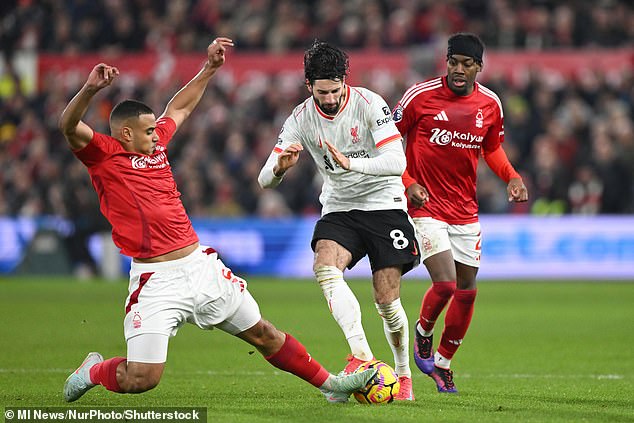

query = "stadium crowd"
[2,0,633,53]
[1,0,633,227]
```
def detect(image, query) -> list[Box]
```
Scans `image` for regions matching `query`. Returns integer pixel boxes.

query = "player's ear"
[305,79,313,93]
[121,126,133,142]
[476,62,483,73]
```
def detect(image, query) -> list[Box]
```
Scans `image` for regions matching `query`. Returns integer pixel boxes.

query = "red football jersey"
[73,117,198,258]
[394,76,505,224]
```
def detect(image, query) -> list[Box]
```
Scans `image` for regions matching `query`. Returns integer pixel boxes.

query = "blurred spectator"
[1,1,633,54]
[1,0,633,222]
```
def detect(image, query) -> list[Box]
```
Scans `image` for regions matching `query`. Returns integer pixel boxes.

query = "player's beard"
[315,94,344,116]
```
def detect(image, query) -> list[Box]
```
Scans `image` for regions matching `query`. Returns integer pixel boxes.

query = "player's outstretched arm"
[59,63,119,150]
[258,143,303,188]
[161,37,233,130]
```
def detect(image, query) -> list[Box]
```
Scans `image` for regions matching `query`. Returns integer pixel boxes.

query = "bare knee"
[118,362,163,393]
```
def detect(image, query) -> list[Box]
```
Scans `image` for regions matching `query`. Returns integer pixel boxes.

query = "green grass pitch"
[1,277,633,422]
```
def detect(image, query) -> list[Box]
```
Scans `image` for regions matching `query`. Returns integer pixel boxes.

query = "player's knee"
[432,281,457,298]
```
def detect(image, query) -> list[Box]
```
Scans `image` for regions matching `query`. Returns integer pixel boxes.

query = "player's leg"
[218,291,376,403]
[312,213,374,369]
[372,266,413,400]
[437,262,477,368]
[430,222,481,393]
[63,334,167,402]
[363,210,419,401]
[64,253,199,402]
[413,218,456,376]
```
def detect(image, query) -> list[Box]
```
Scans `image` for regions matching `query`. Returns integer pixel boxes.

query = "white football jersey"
[261,85,407,215]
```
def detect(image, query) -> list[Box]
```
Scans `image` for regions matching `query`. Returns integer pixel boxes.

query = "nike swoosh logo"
[412,240,419,256]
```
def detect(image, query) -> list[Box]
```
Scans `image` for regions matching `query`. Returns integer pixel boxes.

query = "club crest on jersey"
[350,125,361,144]
[476,109,484,128]
[392,105,403,122]
[132,312,142,329]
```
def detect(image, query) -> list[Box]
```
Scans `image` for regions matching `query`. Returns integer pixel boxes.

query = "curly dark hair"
[303,40,349,84]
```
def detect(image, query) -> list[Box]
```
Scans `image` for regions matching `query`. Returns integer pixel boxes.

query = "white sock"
[434,351,451,369]
[315,266,373,361]
[375,298,410,378]
[417,321,434,337]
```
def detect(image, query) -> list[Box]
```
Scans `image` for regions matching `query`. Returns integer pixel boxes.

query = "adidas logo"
[433,111,449,121]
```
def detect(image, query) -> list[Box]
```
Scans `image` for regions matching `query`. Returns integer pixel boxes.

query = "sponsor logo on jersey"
[433,110,449,121]
[429,128,483,149]
[350,125,361,144]
[476,109,484,128]
[392,104,403,122]
[344,150,370,159]
[376,116,392,126]
[129,150,169,169]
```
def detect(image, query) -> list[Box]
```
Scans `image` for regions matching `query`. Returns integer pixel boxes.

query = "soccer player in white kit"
[259,40,420,401]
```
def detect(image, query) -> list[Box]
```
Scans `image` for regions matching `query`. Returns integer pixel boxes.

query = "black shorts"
[311,209,420,275]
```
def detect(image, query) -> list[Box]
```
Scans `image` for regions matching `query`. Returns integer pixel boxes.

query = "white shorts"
[124,245,261,363]
[412,217,482,267]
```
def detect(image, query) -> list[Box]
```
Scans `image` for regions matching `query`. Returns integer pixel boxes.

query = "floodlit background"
[0,0,632,280]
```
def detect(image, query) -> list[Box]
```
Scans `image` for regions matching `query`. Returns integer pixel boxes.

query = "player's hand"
[207,37,234,69]
[406,183,429,208]
[86,63,119,91]
[274,143,303,176]
[507,177,528,202]
[325,141,350,170]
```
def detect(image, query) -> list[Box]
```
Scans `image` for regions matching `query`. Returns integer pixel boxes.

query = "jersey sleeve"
[392,84,420,136]
[155,116,177,146]
[368,91,402,148]
[73,131,115,167]
[482,99,505,153]
[257,113,303,188]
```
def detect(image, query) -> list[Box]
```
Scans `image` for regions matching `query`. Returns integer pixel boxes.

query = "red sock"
[438,289,477,359]
[265,334,329,388]
[89,357,126,393]
[419,281,456,332]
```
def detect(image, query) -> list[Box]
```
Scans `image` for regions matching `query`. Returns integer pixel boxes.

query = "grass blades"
[0,277,632,422]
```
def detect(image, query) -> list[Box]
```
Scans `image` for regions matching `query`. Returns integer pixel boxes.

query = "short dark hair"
[303,40,349,84]
[110,100,154,124]
[447,33,484,65]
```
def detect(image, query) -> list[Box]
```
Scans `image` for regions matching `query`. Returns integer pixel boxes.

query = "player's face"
[309,79,346,116]
[130,114,159,155]
[446,54,481,96]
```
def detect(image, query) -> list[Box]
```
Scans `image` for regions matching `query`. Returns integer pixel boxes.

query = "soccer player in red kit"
[59,37,375,404]
[393,33,528,393]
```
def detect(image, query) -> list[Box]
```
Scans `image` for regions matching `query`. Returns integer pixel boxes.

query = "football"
[353,360,400,404]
